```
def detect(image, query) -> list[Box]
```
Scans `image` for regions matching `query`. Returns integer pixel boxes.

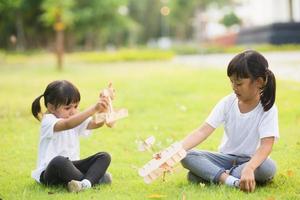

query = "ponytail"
[260,69,276,111]
[31,80,81,121]
[227,50,277,112]
[31,94,44,121]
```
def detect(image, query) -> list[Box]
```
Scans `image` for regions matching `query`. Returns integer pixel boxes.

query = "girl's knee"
[48,156,70,168]
[181,151,195,167]
[95,152,111,164]
[255,159,277,183]
[51,155,69,164]
[181,150,206,168]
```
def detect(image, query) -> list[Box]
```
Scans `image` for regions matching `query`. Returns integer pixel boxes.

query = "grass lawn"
[0,54,299,200]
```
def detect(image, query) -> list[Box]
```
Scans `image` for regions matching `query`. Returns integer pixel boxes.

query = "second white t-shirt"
[206,93,279,157]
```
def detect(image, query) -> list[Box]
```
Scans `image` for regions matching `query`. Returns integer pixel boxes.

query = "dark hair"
[31,80,81,120]
[227,50,276,111]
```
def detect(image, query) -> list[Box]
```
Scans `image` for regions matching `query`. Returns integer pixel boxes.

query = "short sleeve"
[41,114,60,139]
[75,117,92,137]
[258,105,280,139]
[205,97,227,128]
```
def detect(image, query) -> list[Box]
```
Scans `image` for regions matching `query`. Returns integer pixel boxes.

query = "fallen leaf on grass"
[147,194,166,198]
[265,197,275,200]
[287,170,294,177]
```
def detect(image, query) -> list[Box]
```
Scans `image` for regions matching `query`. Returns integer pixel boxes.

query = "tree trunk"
[56,30,64,70]
[84,32,94,50]
[16,11,26,51]
[55,14,64,71]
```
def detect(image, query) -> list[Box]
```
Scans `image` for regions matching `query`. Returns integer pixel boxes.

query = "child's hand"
[239,166,256,192]
[95,96,110,113]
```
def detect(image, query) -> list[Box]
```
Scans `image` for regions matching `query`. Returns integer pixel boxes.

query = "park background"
[0,0,300,199]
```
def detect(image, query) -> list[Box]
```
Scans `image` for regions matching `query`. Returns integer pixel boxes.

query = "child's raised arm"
[181,122,215,151]
[53,97,110,132]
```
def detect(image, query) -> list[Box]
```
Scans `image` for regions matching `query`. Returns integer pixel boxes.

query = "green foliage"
[220,11,241,28]
[0,0,46,49]
[40,0,75,27]
[72,0,132,47]
[0,0,234,49]
[0,0,22,9]
[128,0,162,42]
[168,0,198,40]
[67,49,174,62]
[0,54,300,199]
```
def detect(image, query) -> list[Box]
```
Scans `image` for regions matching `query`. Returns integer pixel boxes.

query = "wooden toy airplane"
[138,142,187,184]
[95,108,128,124]
[137,136,156,152]
[94,83,128,124]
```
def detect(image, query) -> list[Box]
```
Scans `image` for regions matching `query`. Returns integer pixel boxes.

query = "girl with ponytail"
[179,50,279,192]
[31,80,114,192]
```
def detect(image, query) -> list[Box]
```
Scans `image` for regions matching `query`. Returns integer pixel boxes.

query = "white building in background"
[236,0,300,27]
[194,0,300,41]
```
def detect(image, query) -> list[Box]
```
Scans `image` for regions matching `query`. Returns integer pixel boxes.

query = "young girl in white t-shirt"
[31,80,114,192]
[181,50,279,192]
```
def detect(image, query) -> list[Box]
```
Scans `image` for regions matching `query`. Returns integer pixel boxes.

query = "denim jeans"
[181,150,276,184]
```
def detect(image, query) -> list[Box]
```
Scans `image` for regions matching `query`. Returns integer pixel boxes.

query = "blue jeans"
[181,150,276,184]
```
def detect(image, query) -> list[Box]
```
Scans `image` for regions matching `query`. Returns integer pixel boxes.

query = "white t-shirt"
[206,93,279,157]
[31,114,92,182]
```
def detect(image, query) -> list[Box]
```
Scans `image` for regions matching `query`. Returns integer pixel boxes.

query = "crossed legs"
[181,150,276,184]
[41,152,111,186]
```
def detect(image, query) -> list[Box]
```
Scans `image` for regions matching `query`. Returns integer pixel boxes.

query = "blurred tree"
[220,11,241,28]
[128,0,161,43]
[168,0,197,40]
[0,0,136,51]
[0,0,235,50]
[0,0,50,50]
[169,0,232,41]
[72,0,135,49]
[40,0,75,70]
[128,0,232,44]
[0,0,25,50]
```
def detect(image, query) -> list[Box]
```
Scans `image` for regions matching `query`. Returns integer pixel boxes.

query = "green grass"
[0,54,300,200]
[0,48,174,64]
[68,49,174,62]
[172,44,300,55]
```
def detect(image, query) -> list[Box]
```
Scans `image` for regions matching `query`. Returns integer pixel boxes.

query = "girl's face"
[49,102,79,119]
[229,76,262,103]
